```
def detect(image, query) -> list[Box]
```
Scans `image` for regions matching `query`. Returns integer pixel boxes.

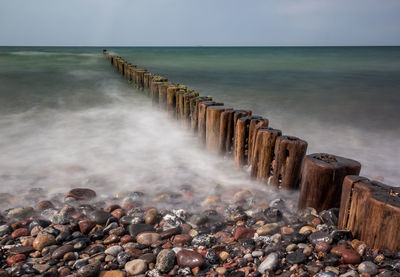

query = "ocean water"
[0,46,399,209]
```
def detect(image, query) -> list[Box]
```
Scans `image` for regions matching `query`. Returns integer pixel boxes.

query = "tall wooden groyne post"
[102,50,400,252]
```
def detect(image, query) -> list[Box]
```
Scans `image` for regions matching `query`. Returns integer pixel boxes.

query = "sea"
[0,46,399,208]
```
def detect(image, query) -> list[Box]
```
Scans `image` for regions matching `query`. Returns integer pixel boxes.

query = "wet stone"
[156,249,176,272]
[7,207,34,219]
[191,234,215,247]
[104,245,123,256]
[128,223,155,237]
[33,233,56,251]
[205,249,220,264]
[9,246,34,255]
[234,227,255,240]
[176,249,204,269]
[342,249,361,264]
[89,210,112,225]
[125,259,147,275]
[66,188,96,200]
[264,207,282,223]
[89,245,106,256]
[78,220,97,234]
[77,260,101,277]
[286,251,306,264]
[104,234,119,244]
[52,244,74,259]
[0,225,11,236]
[309,231,333,245]
[117,251,131,266]
[258,252,279,273]
[136,232,161,245]
[358,261,378,275]
[139,253,156,263]
[315,271,339,277]
[324,253,340,266]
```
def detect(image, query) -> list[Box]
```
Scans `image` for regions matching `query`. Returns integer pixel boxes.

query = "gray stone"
[156,249,176,273]
[315,271,339,277]
[0,225,11,236]
[104,245,123,256]
[309,231,333,245]
[339,270,359,277]
[258,252,279,273]
[7,207,34,219]
[77,261,101,277]
[358,261,378,275]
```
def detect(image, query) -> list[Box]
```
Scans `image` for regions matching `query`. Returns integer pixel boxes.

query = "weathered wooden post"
[298,153,361,211]
[250,127,282,181]
[198,101,224,143]
[233,116,266,167]
[206,106,233,151]
[269,136,307,189]
[182,91,199,128]
[143,73,153,88]
[166,86,186,118]
[158,82,173,109]
[190,97,212,133]
[248,118,269,165]
[338,176,400,252]
[135,69,147,88]
[219,110,252,154]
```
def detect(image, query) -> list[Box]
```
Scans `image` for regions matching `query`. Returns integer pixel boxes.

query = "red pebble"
[11,228,30,239]
[233,227,255,240]
[7,254,26,266]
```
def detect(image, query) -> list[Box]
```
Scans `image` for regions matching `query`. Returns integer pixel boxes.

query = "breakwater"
[103,50,400,252]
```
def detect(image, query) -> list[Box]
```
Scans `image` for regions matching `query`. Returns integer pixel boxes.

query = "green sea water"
[0,46,399,192]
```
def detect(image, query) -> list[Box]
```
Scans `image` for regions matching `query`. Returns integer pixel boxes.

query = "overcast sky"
[1,0,399,46]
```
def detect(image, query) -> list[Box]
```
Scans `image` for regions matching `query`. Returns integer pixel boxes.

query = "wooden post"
[338,176,400,252]
[298,153,361,211]
[175,91,186,121]
[158,82,173,109]
[250,127,282,182]
[144,73,154,89]
[269,136,307,190]
[166,86,186,118]
[206,106,233,151]
[151,81,166,105]
[135,69,147,88]
[182,91,199,128]
[219,110,252,154]
[190,97,212,133]
[233,116,264,167]
[248,118,269,165]
[198,101,223,143]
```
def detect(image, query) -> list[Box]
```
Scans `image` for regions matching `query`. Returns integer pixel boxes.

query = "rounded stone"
[33,233,57,251]
[6,254,26,266]
[286,252,306,264]
[52,244,74,259]
[176,249,205,269]
[144,208,158,225]
[258,252,279,273]
[156,249,176,272]
[315,241,331,253]
[136,232,161,245]
[233,227,255,240]
[125,259,147,275]
[128,223,155,237]
[11,228,30,239]
[104,245,123,257]
[66,188,96,200]
[77,261,101,277]
[256,223,279,236]
[342,249,361,264]
[357,261,378,275]
[78,220,97,234]
[89,210,112,225]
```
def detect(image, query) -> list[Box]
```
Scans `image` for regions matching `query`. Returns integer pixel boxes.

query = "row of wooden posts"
[103,50,400,252]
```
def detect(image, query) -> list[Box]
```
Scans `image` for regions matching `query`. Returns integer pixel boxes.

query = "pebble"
[7,206,34,219]
[258,252,279,272]
[128,223,155,237]
[104,245,123,256]
[125,259,147,275]
[144,208,158,225]
[33,233,56,251]
[77,261,101,277]
[52,244,74,259]
[234,227,255,240]
[309,231,333,245]
[99,270,126,277]
[256,223,279,236]
[11,228,30,239]
[66,188,96,200]
[6,254,26,265]
[315,271,339,277]
[342,249,361,264]
[358,261,378,275]
[252,250,263,257]
[177,249,205,269]
[286,251,306,264]
[136,232,161,245]
[90,210,112,225]
[156,249,176,272]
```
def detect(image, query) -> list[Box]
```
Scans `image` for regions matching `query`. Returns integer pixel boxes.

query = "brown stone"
[281,226,294,235]
[21,237,35,247]
[331,244,350,256]
[99,270,126,277]
[65,188,96,200]
[342,249,361,264]
[315,242,331,253]
[104,205,121,213]
[6,254,26,265]
[52,244,74,259]
[63,252,76,261]
[9,246,34,255]
[33,234,56,251]
[11,228,29,239]
[35,200,54,211]
[30,226,43,236]
[173,234,192,244]
[233,227,255,240]
[78,220,97,234]
[104,234,119,244]
[120,235,134,244]
[177,249,205,269]
[136,232,161,245]
[144,208,158,225]
[111,208,124,219]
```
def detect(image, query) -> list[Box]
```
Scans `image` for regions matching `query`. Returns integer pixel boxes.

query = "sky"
[0,0,400,46]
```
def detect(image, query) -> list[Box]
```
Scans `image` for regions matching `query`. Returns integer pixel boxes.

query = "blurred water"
[0,46,399,208]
